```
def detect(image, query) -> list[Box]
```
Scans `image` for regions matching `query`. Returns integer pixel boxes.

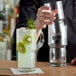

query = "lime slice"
[23,34,32,44]
[17,42,26,54]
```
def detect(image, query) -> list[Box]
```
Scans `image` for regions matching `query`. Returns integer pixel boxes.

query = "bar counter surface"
[0,61,76,76]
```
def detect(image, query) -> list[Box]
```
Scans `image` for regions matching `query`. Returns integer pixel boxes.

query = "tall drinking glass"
[16,27,36,72]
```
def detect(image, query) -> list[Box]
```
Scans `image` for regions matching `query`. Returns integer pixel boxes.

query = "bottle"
[2,0,11,36]
[44,1,67,67]
[0,0,13,60]
[0,0,4,21]
[0,20,8,60]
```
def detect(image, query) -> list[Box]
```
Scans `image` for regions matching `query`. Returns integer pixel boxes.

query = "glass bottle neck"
[0,0,3,11]
[0,20,3,33]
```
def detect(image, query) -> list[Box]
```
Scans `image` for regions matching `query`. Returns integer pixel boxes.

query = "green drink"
[16,28,36,72]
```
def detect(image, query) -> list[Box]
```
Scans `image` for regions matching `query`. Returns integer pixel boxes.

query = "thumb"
[71,58,76,65]
[52,9,58,16]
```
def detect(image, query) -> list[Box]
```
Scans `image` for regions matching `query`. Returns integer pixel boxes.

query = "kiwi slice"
[17,42,26,54]
[23,34,32,44]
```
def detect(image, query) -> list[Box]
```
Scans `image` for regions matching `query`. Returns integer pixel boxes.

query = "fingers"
[38,6,51,12]
[53,9,58,14]
[37,6,57,20]
[71,58,76,65]
[37,14,55,22]
[36,6,58,29]
[37,8,56,21]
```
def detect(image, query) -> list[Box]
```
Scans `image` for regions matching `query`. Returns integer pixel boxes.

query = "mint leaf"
[27,18,35,29]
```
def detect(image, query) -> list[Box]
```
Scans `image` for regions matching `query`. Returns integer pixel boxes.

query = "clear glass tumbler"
[16,27,36,72]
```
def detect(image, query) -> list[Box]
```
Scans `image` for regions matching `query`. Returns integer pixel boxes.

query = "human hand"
[35,6,58,30]
[71,58,76,65]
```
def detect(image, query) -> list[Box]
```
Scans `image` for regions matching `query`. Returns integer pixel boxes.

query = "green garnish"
[23,34,32,44]
[27,18,35,29]
[17,42,26,54]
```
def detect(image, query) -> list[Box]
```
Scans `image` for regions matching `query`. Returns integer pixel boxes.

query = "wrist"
[34,19,42,40]
[34,19,40,30]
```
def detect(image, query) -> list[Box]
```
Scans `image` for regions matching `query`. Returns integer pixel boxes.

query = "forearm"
[34,19,42,41]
